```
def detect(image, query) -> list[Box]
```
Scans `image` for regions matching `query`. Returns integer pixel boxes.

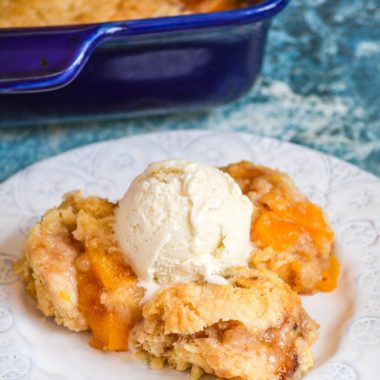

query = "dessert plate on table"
[0,130,379,380]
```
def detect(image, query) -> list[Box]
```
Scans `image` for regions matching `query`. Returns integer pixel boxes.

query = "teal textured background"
[1,0,379,182]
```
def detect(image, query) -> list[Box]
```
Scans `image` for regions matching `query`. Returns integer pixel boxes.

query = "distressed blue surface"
[1,0,380,182]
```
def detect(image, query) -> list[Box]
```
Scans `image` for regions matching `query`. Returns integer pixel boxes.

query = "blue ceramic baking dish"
[0,0,290,125]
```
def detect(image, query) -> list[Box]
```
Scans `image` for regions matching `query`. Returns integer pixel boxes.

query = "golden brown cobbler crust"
[15,194,88,331]
[133,267,319,380]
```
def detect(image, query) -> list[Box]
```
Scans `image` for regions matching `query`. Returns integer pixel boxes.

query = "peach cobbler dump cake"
[0,0,260,28]
[15,160,339,380]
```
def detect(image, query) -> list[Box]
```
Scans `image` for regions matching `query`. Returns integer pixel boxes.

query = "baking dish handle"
[0,24,119,93]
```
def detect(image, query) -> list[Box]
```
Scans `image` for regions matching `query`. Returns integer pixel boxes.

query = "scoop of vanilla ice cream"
[115,159,253,289]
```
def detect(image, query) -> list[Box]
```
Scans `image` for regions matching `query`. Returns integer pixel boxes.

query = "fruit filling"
[223,161,339,294]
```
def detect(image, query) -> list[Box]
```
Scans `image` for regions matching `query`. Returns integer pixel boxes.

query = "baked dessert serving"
[15,159,339,380]
[0,0,261,28]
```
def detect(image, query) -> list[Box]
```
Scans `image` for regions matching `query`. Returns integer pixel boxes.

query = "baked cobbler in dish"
[0,0,260,28]
[15,159,339,380]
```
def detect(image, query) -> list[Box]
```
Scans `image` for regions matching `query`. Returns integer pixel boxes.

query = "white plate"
[0,130,379,380]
